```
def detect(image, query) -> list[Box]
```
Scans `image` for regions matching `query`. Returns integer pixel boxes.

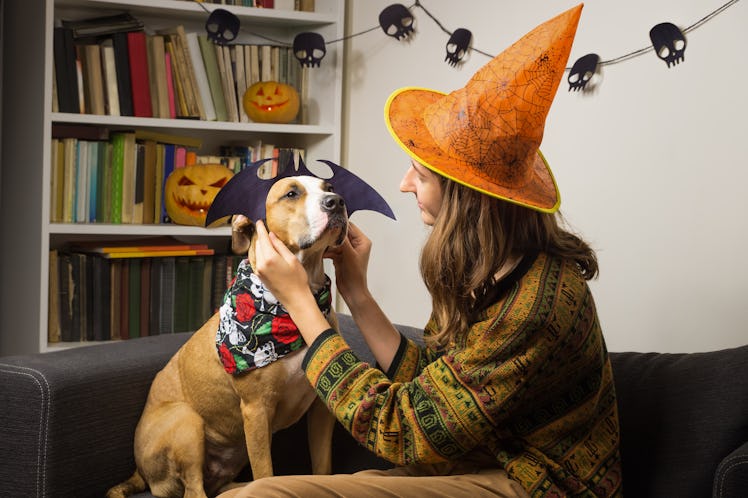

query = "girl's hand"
[325,222,372,307]
[254,221,331,343]
[253,220,310,307]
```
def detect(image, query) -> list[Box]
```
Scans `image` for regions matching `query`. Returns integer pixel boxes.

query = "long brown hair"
[420,177,598,349]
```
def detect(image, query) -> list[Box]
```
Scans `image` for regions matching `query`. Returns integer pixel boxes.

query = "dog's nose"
[322,194,345,213]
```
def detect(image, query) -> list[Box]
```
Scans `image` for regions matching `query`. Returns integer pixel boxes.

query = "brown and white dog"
[107,175,347,498]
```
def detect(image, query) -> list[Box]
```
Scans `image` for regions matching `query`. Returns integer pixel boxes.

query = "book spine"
[110,133,125,223]
[198,34,228,122]
[186,31,217,121]
[111,31,134,117]
[127,31,153,118]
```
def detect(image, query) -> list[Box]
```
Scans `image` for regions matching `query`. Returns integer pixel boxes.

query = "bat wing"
[204,157,396,227]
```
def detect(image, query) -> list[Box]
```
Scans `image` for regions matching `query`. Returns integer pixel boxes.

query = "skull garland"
[293,32,327,67]
[445,28,472,66]
[379,4,415,41]
[205,9,240,45]
[649,22,687,67]
[567,53,600,91]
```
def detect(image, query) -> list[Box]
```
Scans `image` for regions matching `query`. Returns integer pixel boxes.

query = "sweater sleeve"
[301,309,558,466]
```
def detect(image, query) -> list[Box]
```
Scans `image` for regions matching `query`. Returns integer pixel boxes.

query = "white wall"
[340,0,748,353]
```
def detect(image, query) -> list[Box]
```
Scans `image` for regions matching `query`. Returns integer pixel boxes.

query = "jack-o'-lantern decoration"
[165,164,234,226]
[242,81,300,124]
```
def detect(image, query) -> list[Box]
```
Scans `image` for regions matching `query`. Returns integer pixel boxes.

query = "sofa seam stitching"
[0,364,51,498]
[716,454,748,498]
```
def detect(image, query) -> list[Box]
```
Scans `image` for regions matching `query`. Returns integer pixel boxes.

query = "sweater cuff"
[301,328,337,371]
[383,332,409,380]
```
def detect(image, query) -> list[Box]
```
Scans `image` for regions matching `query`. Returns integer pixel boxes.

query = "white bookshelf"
[0,0,345,354]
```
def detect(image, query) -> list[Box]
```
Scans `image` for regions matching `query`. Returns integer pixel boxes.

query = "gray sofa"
[1,314,746,498]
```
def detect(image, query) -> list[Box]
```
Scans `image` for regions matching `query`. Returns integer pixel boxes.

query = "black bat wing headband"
[204,156,396,226]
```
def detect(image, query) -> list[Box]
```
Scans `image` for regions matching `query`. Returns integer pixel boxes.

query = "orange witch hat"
[385,4,583,212]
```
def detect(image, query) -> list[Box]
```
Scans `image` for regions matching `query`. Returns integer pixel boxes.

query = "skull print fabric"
[216,260,331,375]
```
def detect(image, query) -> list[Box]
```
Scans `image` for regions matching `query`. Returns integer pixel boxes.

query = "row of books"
[49,124,304,224]
[48,240,245,343]
[53,20,309,123]
[190,0,315,11]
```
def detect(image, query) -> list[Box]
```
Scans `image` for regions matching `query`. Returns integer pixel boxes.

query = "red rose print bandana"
[216,259,331,375]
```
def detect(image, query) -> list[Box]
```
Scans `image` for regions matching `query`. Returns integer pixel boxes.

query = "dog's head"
[232,176,348,257]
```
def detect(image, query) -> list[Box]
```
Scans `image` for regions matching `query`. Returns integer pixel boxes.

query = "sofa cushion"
[610,345,748,498]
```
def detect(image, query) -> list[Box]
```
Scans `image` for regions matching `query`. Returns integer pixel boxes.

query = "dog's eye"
[285,190,298,199]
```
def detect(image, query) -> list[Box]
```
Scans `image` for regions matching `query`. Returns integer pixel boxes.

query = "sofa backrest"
[610,345,748,498]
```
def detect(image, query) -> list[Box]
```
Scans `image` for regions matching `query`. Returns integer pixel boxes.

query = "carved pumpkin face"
[165,164,234,226]
[242,81,300,124]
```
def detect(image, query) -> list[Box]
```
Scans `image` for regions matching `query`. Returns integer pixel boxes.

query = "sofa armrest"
[0,333,191,498]
[713,441,748,498]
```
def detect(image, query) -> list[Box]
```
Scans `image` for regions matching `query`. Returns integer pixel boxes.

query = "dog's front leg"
[240,399,275,480]
[307,397,335,475]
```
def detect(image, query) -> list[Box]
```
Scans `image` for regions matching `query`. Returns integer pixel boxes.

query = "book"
[161,144,176,222]
[198,34,228,122]
[173,257,190,332]
[119,257,130,340]
[127,258,141,338]
[99,39,120,116]
[141,139,158,224]
[133,129,202,148]
[187,257,206,331]
[159,257,176,334]
[175,26,206,120]
[139,258,151,337]
[215,43,238,122]
[186,31,216,121]
[164,37,188,118]
[58,252,76,341]
[133,143,145,224]
[72,236,210,254]
[79,43,106,115]
[110,259,123,340]
[50,139,65,222]
[233,45,249,123]
[96,248,215,259]
[120,131,137,224]
[48,250,62,343]
[111,31,134,117]
[91,255,111,340]
[53,27,80,113]
[148,34,171,119]
[164,52,177,119]
[62,12,144,39]
[126,31,153,118]
[62,138,77,223]
[148,258,162,335]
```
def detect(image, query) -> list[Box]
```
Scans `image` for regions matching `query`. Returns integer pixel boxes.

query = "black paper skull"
[567,53,599,91]
[379,4,415,41]
[445,28,472,66]
[649,22,686,67]
[293,32,326,67]
[205,9,240,45]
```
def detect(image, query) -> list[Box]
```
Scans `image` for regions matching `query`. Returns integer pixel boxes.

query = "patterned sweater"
[302,253,623,497]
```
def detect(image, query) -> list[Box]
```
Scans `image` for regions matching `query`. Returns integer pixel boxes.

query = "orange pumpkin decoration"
[242,81,300,124]
[165,164,234,226]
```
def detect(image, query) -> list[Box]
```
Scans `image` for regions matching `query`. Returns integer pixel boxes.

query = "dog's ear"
[231,215,255,255]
